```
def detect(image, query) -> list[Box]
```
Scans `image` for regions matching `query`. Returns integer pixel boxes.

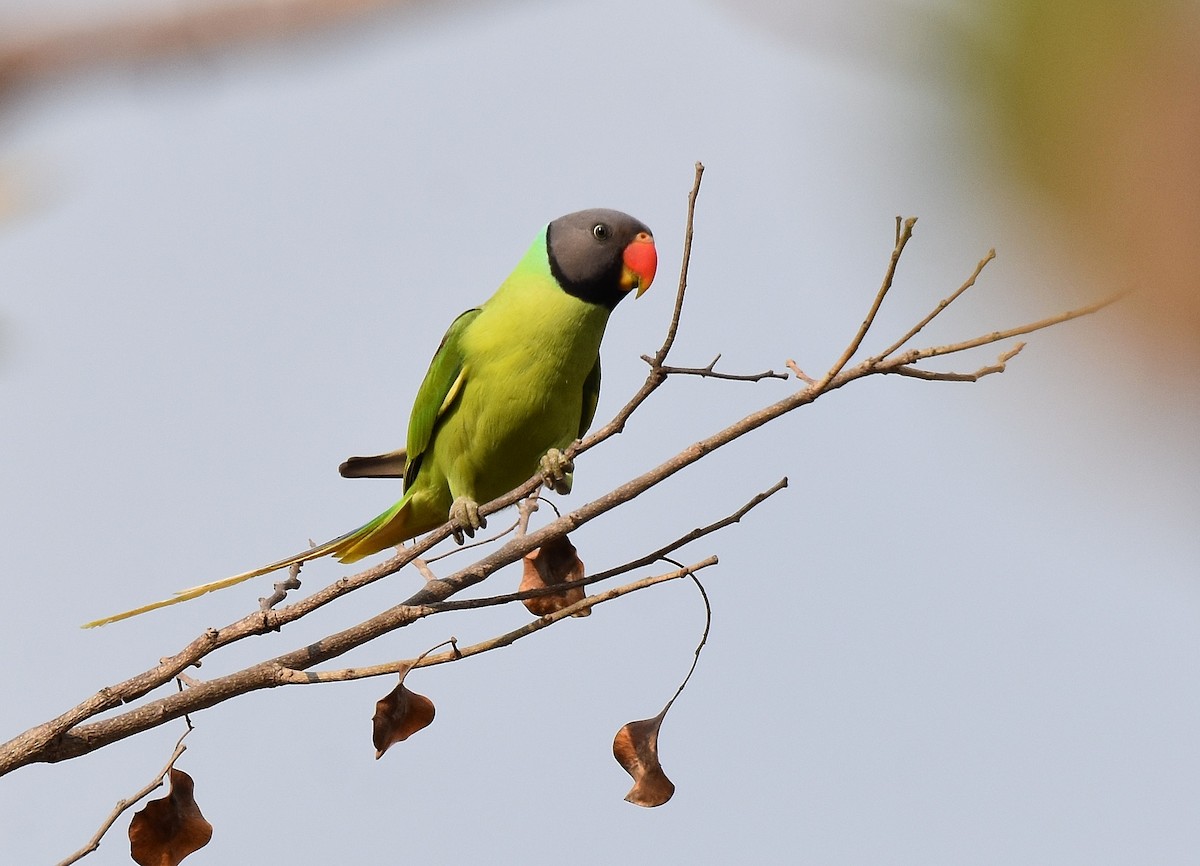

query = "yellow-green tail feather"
[81,495,418,628]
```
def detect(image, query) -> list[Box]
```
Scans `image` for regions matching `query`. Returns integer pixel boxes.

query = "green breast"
[429,238,611,503]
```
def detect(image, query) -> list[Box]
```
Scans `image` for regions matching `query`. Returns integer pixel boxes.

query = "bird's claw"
[449,496,485,544]
[539,448,574,495]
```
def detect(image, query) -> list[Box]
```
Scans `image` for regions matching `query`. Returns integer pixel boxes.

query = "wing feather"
[404,308,480,487]
[578,353,602,438]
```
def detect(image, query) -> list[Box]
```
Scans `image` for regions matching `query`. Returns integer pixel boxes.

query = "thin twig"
[515,497,540,537]
[876,248,997,359]
[645,353,789,382]
[55,726,194,866]
[809,217,917,394]
[650,161,705,368]
[259,562,302,612]
[426,558,717,668]
[276,637,458,685]
[785,360,816,385]
[424,477,786,613]
[890,343,1025,382]
[423,517,521,564]
[657,560,712,715]
[562,161,706,458]
[274,558,717,684]
[580,477,788,585]
[890,294,1121,366]
[411,558,438,583]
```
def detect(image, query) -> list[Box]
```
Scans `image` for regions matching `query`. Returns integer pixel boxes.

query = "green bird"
[84,209,657,628]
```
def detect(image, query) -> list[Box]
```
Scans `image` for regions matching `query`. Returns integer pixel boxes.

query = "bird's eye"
[592,223,610,240]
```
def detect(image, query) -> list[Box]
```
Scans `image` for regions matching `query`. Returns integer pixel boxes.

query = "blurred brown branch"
[0,0,459,96]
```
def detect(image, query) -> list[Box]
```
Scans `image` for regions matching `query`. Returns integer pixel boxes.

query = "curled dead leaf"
[520,533,589,617]
[612,708,675,807]
[372,666,436,759]
[128,767,213,866]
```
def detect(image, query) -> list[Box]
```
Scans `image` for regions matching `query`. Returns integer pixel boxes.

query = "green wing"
[82,309,484,628]
[578,353,601,438]
[404,307,481,487]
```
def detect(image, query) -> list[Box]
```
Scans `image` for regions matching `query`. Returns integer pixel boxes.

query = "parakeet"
[84,209,657,627]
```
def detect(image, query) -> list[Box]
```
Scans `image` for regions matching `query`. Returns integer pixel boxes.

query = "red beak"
[621,232,657,297]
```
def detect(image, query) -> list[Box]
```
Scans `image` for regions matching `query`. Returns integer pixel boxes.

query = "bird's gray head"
[545,209,657,310]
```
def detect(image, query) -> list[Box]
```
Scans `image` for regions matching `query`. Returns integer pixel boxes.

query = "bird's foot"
[449,496,485,544]
[539,448,574,495]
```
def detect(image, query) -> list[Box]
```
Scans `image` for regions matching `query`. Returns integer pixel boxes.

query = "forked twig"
[891,343,1025,382]
[891,295,1119,368]
[876,248,997,360]
[646,353,789,382]
[809,217,917,393]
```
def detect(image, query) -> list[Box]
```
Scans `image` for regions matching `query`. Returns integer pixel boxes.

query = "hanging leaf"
[519,533,589,617]
[612,707,675,807]
[372,664,436,759]
[611,570,710,808]
[128,768,213,866]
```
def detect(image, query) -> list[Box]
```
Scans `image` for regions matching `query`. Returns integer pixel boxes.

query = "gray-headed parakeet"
[85,209,656,627]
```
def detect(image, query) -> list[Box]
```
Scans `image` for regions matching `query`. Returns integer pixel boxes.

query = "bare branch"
[55,725,194,866]
[785,360,817,385]
[890,343,1025,382]
[0,179,1119,779]
[427,477,787,613]
[411,557,439,583]
[580,477,788,586]
[276,637,458,685]
[9,278,1115,768]
[546,161,706,462]
[876,248,997,359]
[650,161,705,368]
[892,294,1122,366]
[644,353,790,382]
[419,558,718,669]
[516,496,539,537]
[275,558,717,684]
[258,563,302,612]
[810,216,917,394]
[423,517,522,563]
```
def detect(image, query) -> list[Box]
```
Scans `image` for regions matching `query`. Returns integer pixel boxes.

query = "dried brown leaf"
[372,666,435,759]
[128,768,213,866]
[612,708,675,807]
[520,533,589,617]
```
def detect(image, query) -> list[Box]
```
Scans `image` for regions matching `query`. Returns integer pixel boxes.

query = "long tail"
[82,496,415,628]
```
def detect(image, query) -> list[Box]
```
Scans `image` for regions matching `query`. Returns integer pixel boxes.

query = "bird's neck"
[483,236,613,360]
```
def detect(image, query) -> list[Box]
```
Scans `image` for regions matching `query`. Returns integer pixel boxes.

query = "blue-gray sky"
[2,1,1198,863]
